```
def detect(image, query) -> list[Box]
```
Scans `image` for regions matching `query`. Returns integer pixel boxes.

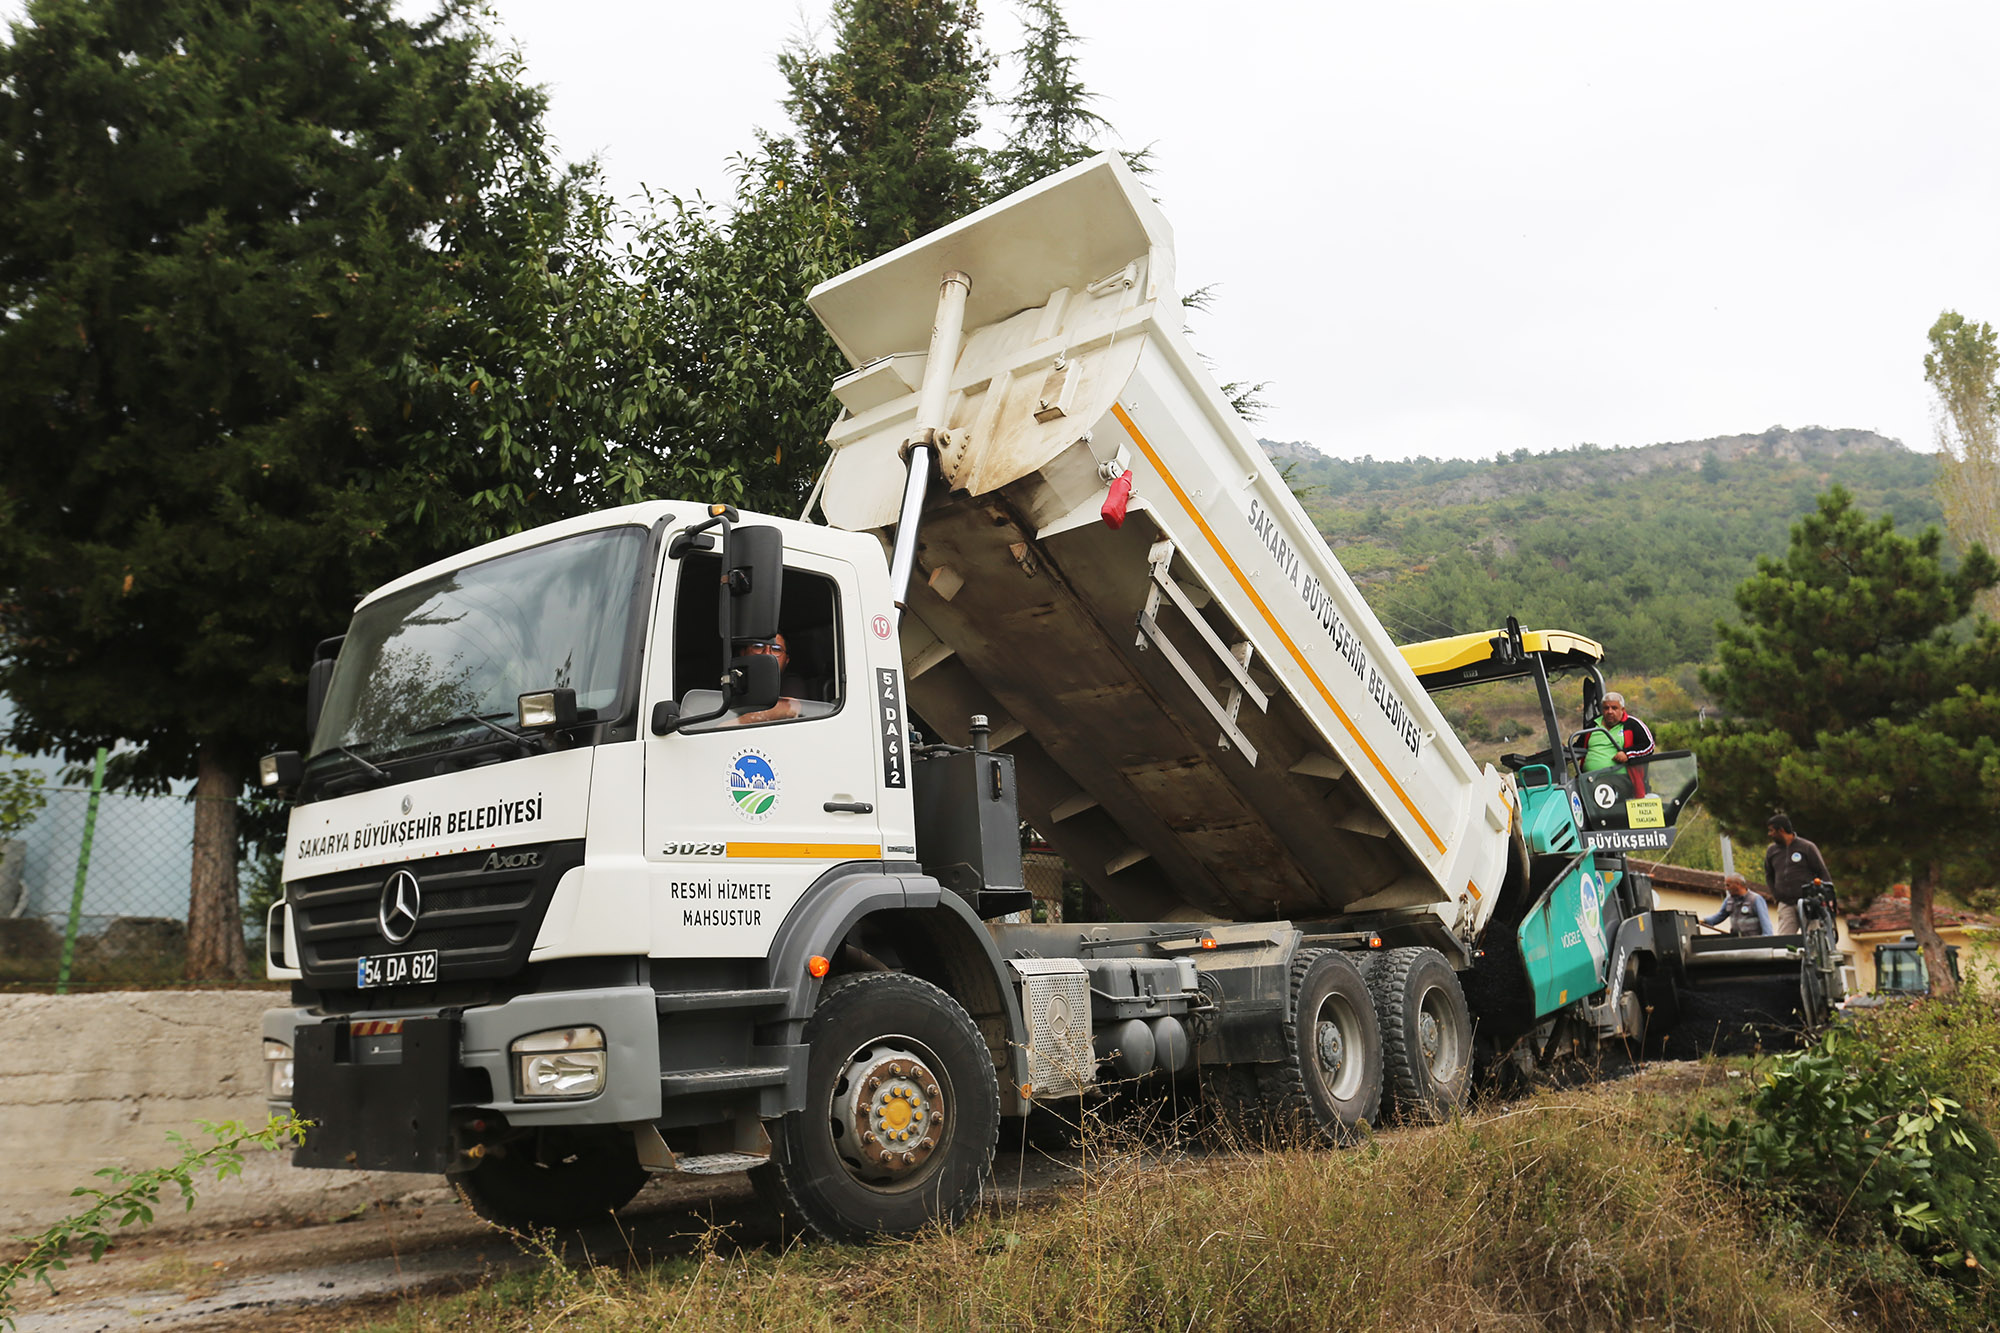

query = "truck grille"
[287,841,584,990]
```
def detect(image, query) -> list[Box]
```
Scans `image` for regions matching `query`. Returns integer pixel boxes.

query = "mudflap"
[293,1016,457,1173]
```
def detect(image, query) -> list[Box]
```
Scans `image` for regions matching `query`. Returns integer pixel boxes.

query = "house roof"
[1844,891,1998,938]
[1630,859,1725,896]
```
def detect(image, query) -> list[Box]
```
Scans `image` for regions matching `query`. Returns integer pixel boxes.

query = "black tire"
[453,1125,647,1230]
[751,971,999,1242]
[1258,948,1382,1143]
[1362,947,1472,1122]
[1799,919,1837,1034]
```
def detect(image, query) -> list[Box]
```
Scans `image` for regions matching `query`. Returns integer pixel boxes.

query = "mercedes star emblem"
[378,869,422,943]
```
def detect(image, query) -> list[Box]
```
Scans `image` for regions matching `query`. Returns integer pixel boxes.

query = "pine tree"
[1693,488,2000,995]
[780,0,992,257]
[989,0,1118,194]
[0,0,563,977]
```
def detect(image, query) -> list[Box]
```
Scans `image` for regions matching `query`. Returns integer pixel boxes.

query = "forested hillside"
[1271,426,1940,674]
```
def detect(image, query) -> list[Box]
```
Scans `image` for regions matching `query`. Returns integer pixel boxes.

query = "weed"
[364,1083,1843,1332]
[0,1112,307,1328]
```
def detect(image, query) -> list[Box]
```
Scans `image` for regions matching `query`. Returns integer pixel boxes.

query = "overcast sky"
[484,0,1999,463]
[9,1,1995,461]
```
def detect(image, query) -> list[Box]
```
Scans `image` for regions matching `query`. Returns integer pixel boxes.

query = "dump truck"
[257,155,1715,1242]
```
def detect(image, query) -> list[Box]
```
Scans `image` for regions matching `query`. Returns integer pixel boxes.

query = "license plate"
[356,950,438,988]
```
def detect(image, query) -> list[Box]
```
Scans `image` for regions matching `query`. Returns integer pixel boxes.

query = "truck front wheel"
[753,971,999,1242]
[453,1125,648,1230]
[1259,948,1383,1143]
[1364,947,1472,1121]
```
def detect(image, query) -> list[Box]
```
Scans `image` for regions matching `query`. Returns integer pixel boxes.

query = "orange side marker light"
[807,955,831,978]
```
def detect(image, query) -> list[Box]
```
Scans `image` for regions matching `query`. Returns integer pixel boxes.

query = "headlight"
[510,1026,605,1100]
[264,1039,295,1099]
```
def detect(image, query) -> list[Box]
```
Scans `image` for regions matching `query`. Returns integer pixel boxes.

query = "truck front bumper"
[263,985,663,1173]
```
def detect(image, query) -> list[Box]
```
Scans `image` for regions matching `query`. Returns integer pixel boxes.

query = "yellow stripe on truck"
[1110,401,1448,855]
[726,842,883,860]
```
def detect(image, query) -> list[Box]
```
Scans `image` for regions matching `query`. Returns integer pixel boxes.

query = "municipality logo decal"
[728,749,779,821]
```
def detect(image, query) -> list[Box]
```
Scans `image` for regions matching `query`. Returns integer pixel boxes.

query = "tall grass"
[370,1079,1845,1332]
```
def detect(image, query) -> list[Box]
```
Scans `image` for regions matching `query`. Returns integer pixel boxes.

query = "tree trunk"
[1909,859,1959,1000]
[186,746,249,981]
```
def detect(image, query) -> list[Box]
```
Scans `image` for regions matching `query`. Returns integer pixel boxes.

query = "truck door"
[642,544,884,958]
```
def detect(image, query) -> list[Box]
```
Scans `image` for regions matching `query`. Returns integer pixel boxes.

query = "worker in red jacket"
[1572,691,1657,796]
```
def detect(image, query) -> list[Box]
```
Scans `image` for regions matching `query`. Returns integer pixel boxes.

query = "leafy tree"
[1925,311,2000,619]
[395,137,854,545]
[780,0,992,258]
[627,141,859,518]
[1688,489,2000,995]
[0,0,567,977]
[389,164,668,548]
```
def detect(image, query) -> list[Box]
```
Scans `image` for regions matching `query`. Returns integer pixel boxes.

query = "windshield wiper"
[411,711,538,755]
[335,745,391,782]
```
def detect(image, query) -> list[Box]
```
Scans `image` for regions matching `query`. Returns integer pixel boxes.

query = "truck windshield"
[309,527,645,773]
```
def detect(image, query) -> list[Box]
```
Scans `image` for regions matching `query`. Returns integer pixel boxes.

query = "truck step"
[660,1065,792,1096]
[673,1151,769,1176]
[654,987,790,1015]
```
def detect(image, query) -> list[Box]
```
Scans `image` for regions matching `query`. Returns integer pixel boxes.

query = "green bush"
[1693,1005,2000,1314]
[1847,987,2000,1129]
[0,755,46,840]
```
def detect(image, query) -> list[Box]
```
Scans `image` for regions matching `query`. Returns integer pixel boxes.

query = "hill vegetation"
[1273,426,1940,675]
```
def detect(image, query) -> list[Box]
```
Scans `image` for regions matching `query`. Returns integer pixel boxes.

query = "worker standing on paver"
[1702,873,1773,937]
[1763,814,1830,935]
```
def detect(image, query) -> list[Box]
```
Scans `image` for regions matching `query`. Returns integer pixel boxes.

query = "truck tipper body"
[809,160,1511,944]
[258,156,1764,1241]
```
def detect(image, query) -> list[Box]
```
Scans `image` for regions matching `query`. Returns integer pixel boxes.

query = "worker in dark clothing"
[1763,814,1830,935]
[1702,873,1773,937]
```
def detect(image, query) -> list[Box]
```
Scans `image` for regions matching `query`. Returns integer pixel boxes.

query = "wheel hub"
[1419,1012,1441,1064]
[1315,1017,1346,1081]
[832,1046,947,1182]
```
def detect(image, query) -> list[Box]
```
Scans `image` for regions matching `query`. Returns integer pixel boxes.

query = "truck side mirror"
[305,656,337,740]
[728,651,783,712]
[727,526,784,642]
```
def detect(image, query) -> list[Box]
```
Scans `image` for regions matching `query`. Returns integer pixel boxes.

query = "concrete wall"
[0,991,442,1235]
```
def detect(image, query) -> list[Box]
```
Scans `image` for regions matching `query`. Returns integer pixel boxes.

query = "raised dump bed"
[809,155,1513,945]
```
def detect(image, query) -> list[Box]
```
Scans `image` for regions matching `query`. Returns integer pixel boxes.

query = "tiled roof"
[1845,892,1997,937]
[1630,859,1724,895]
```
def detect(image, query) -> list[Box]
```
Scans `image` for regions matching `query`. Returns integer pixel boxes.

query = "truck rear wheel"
[1259,948,1382,1143]
[752,971,999,1242]
[453,1125,647,1231]
[1364,947,1472,1122]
